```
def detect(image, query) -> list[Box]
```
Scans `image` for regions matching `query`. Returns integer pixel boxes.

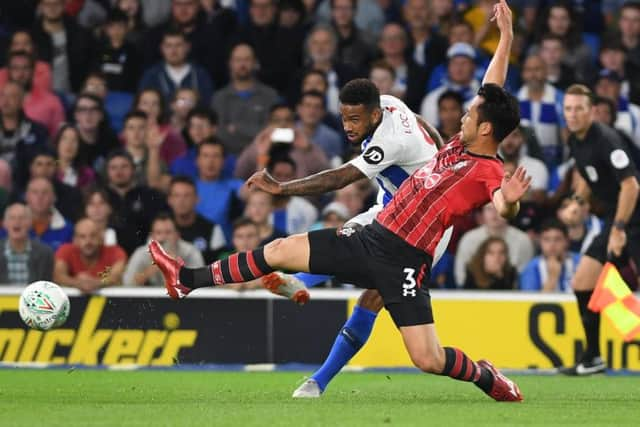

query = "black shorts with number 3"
[308,221,434,327]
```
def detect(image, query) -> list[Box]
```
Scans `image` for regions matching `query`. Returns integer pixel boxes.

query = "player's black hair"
[339,78,380,111]
[539,217,568,237]
[476,83,520,143]
[196,137,225,157]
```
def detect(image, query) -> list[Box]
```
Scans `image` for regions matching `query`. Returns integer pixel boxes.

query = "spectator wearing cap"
[104,150,169,255]
[594,68,640,145]
[419,42,480,126]
[0,203,54,284]
[91,7,143,93]
[139,29,214,105]
[3,51,65,138]
[0,81,49,186]
[517,53,567,170]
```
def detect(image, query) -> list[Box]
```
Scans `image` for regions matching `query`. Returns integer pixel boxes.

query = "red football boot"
[148,240,191,300]
[477,360,523,402]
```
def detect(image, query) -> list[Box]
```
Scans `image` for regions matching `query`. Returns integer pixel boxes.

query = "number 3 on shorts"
[402,268,417,297]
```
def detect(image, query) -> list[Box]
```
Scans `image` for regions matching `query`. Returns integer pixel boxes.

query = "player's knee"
[264,238,288,265]
[357,290,384,312]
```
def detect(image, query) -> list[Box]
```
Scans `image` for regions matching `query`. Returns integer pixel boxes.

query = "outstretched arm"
[246,163,367,196]
[481,0,513,88]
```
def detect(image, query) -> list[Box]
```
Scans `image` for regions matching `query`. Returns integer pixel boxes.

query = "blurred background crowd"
[0,0,639,293]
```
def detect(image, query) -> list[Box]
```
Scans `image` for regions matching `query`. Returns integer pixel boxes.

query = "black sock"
[179,266,214,289]
[179,248,275,288]
[440,347,493,393]
[575,290,601,360]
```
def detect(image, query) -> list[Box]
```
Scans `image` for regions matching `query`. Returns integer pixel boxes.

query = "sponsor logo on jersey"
[363,146,384,164]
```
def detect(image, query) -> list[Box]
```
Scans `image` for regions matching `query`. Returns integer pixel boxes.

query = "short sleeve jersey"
[55,243,127,278]
[568,122,640,222]
[348,95,439,206]
[377,134,504,256]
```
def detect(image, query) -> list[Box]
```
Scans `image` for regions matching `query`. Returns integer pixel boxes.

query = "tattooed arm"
[246,163,367,196]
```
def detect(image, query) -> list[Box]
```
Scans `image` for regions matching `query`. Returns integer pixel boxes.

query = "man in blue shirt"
[195,139,244,240]
[520,218,580,292]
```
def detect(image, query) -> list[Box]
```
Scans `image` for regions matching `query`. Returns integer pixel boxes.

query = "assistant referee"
[560,84,640,375]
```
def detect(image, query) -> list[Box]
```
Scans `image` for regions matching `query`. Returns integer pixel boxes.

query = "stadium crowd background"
[0,0,639,293]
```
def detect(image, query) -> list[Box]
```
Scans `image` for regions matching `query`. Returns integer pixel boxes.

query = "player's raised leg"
[149,233,313,299]
[398,323,523,402]
[293,289,383,398]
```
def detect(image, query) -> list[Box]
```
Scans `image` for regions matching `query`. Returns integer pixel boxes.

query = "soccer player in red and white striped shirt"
[151,1,530,402]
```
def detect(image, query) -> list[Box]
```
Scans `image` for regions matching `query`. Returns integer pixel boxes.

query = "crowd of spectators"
[1,0,640,292]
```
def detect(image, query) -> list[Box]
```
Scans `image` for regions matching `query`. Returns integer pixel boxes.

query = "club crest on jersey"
[363,146,384,164]
[337,227,356,237]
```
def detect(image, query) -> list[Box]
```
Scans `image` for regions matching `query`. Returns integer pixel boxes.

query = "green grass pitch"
[0,370,638,426]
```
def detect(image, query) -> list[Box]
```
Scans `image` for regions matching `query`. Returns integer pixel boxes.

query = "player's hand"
[246,169,283,195]
[607,228,627,258]
[491,0,513,36]
[500,166,531,203]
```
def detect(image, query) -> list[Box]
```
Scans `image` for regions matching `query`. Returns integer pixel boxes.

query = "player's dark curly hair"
[339,78,380,111]
[476,83,520,143]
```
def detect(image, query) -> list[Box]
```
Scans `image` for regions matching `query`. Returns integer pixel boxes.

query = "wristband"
[613,220,626,231]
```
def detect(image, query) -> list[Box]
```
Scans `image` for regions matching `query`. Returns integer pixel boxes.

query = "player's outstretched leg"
[149,234,312,299]
[400,324,523,402]
[560,256,606,375]
[293,290,383,398]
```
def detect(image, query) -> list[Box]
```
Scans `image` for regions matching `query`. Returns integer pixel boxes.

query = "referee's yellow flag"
[588,263,640,342]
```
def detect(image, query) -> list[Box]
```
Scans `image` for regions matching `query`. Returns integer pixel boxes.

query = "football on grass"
[19,281,70,331]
